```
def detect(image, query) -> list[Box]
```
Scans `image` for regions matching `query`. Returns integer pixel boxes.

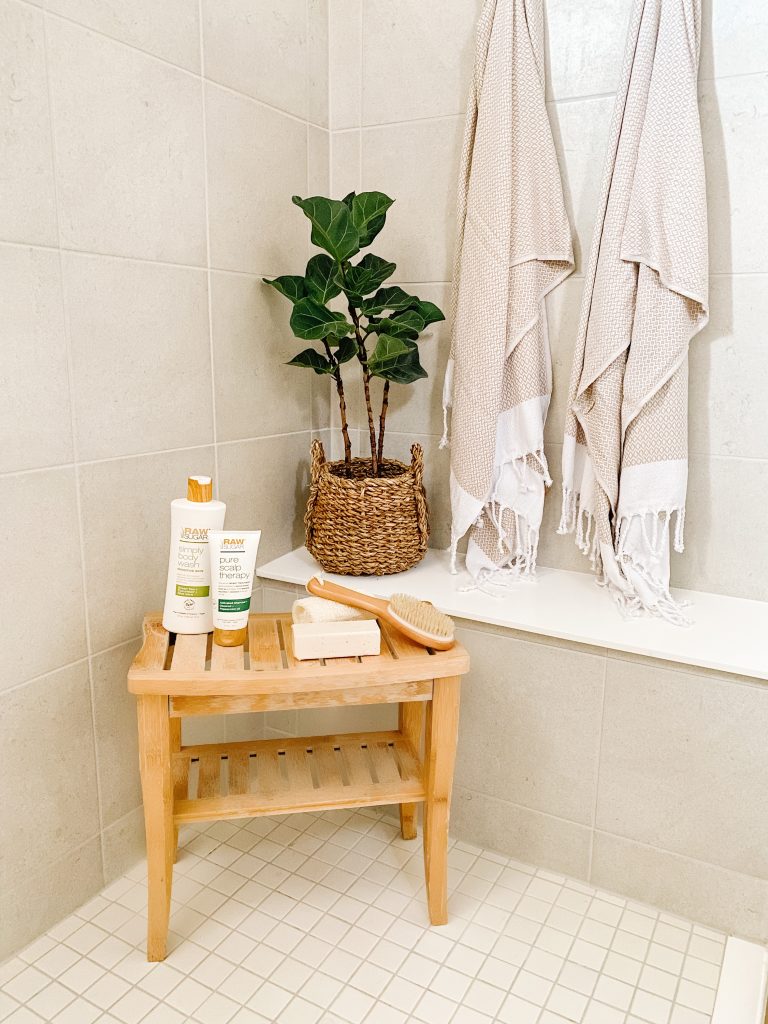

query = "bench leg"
[169,717,181,861]
[137,695,174,961]
[398,701,424,840]
[423,676,461,925]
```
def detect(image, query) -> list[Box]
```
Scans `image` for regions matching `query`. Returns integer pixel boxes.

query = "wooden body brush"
[306,577,455,651]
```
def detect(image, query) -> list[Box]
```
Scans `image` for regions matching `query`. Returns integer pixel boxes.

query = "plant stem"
[322,339,352,470]
[348,302,379,477]
[377,381,390,467]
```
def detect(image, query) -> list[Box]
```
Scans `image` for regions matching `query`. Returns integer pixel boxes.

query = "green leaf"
[334,337,357,365]
[290,297,351,340]
[369,309,425,340]
[368,334,411,373]
[287,348,334,375]
[412,299,445,326]
[342,254,397,302]
[361,286,418,316]
[341,192,356,208]
[369,337,428,384]
[292,195,360,262]
[351,192,394,248]
[305,254,342,304]
[262,275,306,303]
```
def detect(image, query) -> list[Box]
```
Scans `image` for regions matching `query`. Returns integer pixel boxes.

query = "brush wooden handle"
[306,576,454,651]
[306,577,390,619]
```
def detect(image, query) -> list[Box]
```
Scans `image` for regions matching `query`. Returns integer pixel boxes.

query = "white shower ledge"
[258,547,768,682]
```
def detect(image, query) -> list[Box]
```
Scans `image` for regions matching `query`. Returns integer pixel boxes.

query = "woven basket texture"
[304,438,429,576]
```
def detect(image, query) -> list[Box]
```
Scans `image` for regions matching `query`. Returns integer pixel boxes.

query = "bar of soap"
[291,620,381,660]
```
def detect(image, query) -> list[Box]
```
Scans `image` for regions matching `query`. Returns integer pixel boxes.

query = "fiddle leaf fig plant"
[263,192,444,477]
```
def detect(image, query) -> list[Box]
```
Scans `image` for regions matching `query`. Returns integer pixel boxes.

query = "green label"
[218,597,251,613]
[176,585,209,597]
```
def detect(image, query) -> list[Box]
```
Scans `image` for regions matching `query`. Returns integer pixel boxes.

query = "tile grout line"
[40,6,108,873]
[197,0,219,496]
[587,654,609,882]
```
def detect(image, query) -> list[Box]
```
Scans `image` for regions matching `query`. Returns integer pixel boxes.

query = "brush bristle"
[389,594,454,640]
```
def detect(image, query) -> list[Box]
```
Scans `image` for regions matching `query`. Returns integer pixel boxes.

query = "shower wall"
[324,0,768,602]
[2,0,767,959]
[303,0,768,943]
[0,0,321,957]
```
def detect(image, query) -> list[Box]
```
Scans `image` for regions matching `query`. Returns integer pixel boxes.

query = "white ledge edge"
[257,548,768,682]
[712,936,768,1024]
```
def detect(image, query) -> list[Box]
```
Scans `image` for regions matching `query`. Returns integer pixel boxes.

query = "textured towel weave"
[442,0,573,583]
[559,0,708,622]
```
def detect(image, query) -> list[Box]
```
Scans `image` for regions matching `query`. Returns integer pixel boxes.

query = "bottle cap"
[214,626,247,648]
[187,475,213,502]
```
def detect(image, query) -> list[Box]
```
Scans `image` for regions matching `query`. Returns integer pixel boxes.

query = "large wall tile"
[0,837,103,961]
[206,84,308,275]
[598,658,768,878]
[211,270,312,442]
[91,638,142,828]
[689,274,768,460]
[549,94,614,275]
[701,73,768,275]
[361,117,463,283]
[202,0,307,118]
[591,831,768,945]
[383,283,451,439]
[0,468,86,687]
[545,0,633,100]
[452,788,592,880]
[329,0,361,129]
[65,253,213,460]
[102,806,144,883]
[362,0,481,125]
[0,245,72,472]
[0,1,56,244]
[47,20,206,264]
[330,129,361,198]
[308,126,330,195]
[217,433,310,565]
[671,454,768,601]
[0,663,100,891]
[307,0,329,128]
[454,627,604,825]
[79,447,215,652]
[44,0,200,71]
[701,0,768,80]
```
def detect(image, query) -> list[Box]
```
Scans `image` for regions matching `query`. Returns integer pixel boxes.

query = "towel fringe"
[561,488,691,625]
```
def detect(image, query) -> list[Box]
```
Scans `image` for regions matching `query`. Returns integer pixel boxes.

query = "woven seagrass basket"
[304,438,429,576]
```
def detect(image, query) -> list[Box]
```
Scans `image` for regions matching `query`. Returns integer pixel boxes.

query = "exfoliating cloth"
[292,597,373,624]
[442,0,573,583]
[559,0,708,624]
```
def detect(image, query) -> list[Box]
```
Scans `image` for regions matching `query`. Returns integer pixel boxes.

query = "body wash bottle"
[162,475,226,634]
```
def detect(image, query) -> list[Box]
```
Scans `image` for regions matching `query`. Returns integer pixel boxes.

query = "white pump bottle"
[162,475,226,634]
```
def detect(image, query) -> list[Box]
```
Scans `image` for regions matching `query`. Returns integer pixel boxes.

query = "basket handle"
[305,439,326,547]
[410,443,429,548]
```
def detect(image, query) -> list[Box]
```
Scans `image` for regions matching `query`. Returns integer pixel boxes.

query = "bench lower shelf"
[172,729,425,823]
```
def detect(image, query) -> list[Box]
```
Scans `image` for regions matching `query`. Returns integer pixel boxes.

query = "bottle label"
[176,585,210,598]
[218,597,251,613]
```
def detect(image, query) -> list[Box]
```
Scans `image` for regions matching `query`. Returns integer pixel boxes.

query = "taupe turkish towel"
[441,0,573,582]
[560,0,708,622]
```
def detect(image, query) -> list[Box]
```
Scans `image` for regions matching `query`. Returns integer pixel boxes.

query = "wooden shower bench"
[128,612,470,961]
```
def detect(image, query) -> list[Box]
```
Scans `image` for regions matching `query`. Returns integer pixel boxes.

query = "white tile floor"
[0,808,726,1024]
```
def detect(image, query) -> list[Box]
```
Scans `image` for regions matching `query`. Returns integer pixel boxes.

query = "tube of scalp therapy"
[209,531,261,646]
